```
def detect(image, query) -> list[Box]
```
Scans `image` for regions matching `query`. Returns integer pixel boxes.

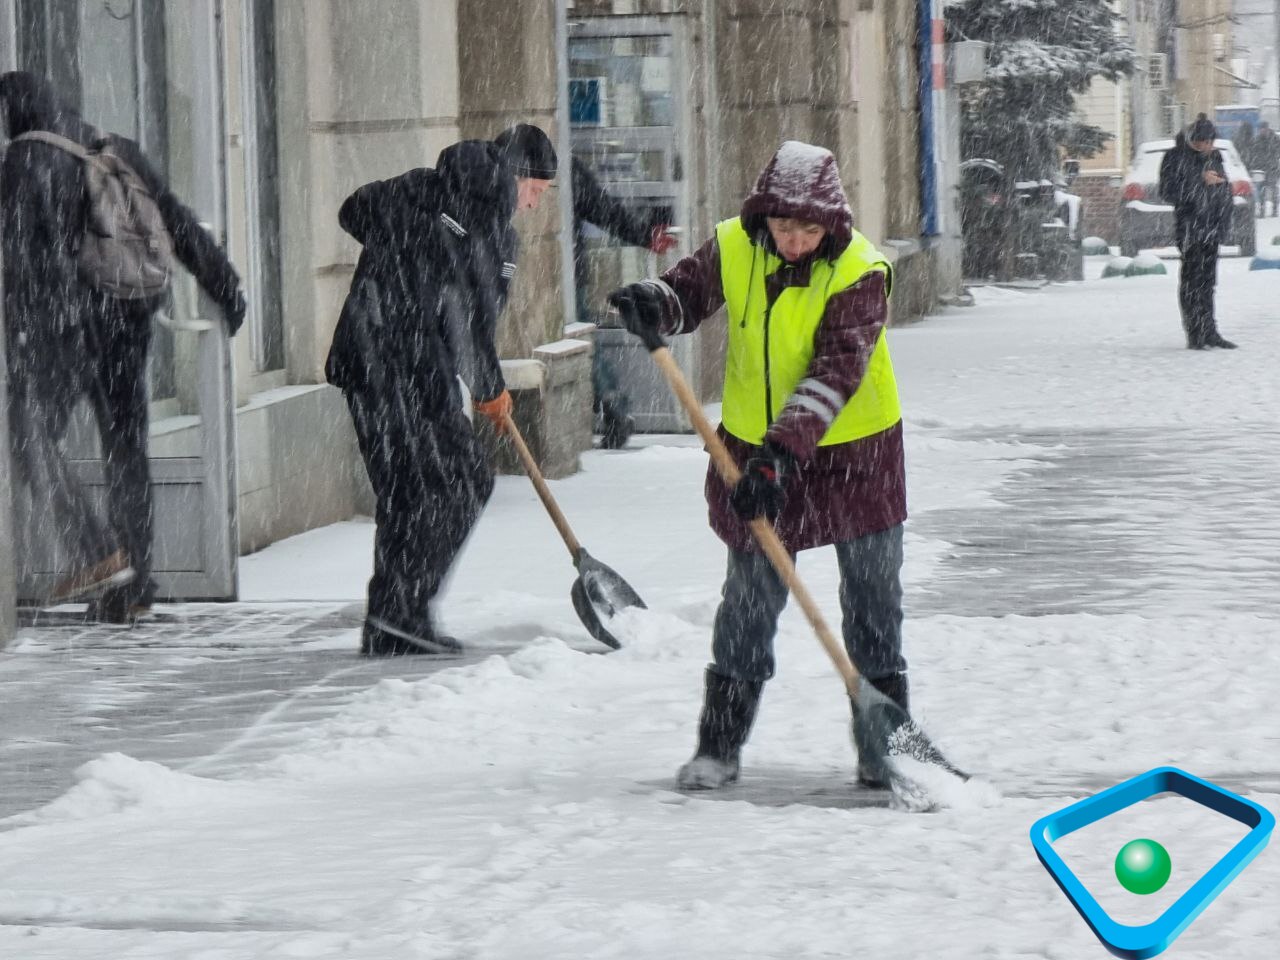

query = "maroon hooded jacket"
[648,141,907,553]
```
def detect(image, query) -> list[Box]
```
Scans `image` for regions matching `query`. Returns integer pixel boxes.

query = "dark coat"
[1159,133,1234,245]
[0,71,244,342]
[325,140,517,414]
[1253,129,1280,180]
[572,155,654,259]
[648,142,907,552]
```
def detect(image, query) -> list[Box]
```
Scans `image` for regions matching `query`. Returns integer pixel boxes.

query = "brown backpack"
[13,130,175,301]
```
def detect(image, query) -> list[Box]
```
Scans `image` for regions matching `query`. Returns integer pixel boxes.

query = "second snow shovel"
[646,345,967,809]
[502,412,645,650]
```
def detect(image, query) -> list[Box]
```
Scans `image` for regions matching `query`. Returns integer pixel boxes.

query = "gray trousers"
[711,524,906,684]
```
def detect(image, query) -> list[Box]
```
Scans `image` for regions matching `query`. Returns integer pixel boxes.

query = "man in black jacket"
[1,72,246,620]
[567,157,676,449]
[327,129,556,656]
[1159,116,1237,350]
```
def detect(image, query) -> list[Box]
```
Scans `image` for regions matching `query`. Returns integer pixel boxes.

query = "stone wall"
[1075,173,1124,245]
[457,0,566,358]
[276,0,463,388]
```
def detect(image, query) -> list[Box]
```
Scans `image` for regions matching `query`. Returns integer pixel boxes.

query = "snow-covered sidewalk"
[2,242,1279,958]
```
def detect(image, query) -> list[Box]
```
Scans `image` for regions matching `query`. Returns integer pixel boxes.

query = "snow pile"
[1102,255,1133,277]
[11,754,255,825]
[889,755,1003,813]
[1126,252,1167,276]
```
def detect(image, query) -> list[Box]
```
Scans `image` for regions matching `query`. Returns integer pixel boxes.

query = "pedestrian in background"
[1159,115,1237,350]
[1252,121,1280,218]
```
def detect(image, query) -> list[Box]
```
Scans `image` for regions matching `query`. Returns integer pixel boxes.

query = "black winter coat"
[325,140,517,413]
[1253,130,1280,179]
[572,156,654,253]
[0,71,243,341]
[1159,133,1234,245]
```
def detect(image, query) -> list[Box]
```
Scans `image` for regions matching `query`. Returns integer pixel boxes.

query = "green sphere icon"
[1115,839,1172,895]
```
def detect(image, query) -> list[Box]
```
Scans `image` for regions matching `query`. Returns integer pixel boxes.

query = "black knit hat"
[1190,114,1216,143]
[493,123,558,179]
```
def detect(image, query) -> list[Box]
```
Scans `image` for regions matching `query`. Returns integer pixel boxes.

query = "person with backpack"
[1158,116,1237,350]
[326,127,556,656]
[1,72,246,621]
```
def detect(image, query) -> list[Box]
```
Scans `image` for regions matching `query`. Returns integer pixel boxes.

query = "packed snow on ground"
[2,247,1279,958]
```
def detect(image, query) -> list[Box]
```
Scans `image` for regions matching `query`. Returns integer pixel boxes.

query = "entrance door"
[12,0,238,602]
[567,15,697,432]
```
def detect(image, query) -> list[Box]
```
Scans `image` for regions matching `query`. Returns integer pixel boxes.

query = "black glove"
[730,444,794,522]
[607,281,666,351]
[223,287,247,337]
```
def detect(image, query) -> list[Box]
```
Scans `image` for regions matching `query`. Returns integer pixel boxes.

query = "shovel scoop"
[503,414,645,650]
[569,548,647,650]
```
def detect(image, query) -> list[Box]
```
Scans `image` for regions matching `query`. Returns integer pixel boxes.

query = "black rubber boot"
[599,394,634,450]
[1205,330,1238,349]
[361,617,464,656]
[676,668,764,790]
[853,672,909,788]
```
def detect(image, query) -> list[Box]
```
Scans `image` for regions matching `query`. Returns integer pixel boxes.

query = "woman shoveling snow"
[608,140,966,809]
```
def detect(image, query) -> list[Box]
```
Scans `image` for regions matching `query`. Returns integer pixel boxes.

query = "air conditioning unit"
[950,40,989,85]
[1212,33,1226,60]
[1148,53,1168,90]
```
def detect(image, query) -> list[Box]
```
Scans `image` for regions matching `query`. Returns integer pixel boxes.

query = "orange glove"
[649,224,679,255]
[474,389,513,433]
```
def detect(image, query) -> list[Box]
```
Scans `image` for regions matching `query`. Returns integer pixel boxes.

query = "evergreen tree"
[949,0,1135,179]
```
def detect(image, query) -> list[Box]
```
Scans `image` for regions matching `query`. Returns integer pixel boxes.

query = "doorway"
[9,0,238,602]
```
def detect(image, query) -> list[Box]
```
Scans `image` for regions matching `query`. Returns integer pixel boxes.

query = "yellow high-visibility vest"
[716,217,902,447]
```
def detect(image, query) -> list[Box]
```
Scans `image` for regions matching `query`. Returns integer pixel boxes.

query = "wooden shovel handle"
[503,413,583,560]
[650,347,860,696]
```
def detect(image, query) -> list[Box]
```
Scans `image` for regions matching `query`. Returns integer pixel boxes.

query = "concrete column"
[1175,0,1233,118]
[852,3,888,244]
[0,318,14,648]
[813,1,861,225]
[1,0,16,646]
[714,1,819,218]
[276,0,461,386]
[457,0,566,358]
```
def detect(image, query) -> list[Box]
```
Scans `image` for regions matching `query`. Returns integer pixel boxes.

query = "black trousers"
[6,321,117,571]
[6,308,155,598]
[91,305,156,606]
[347,389,494,642]
[1178,234,1220,347]
[710,524,907,685]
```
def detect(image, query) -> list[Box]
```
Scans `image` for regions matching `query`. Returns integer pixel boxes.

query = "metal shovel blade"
[853,678,968,811]
[569,548,646,650]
